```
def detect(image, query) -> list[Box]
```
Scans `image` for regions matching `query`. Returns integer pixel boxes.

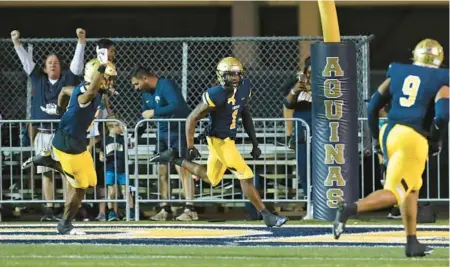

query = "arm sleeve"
[367,91,391,138]
[14,45,37,75]
[430,98,449,141]
[70,41,85,75]
[241,105,258,147]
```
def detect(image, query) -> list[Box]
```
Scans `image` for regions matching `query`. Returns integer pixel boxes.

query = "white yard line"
[0,223,448,229]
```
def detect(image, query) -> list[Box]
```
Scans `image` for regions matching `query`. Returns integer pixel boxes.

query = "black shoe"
[56,221,86,235]
[23,150,64,174]
[40,207,57,222]
[405,243,434,257]
[332,201,347,240]
[149,149,179,163]
[263,213,288,228]
[54,213,63,221]
[387,207,402,219]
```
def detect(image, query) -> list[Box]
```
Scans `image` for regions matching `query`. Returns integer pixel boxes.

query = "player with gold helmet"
[333,39,449,258]
[412,38,444,68]
[23,49,117,235]
[150,56,288,228]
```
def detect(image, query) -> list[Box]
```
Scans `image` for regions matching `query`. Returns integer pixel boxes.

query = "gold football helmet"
[412,39,444,68]
[84,58,117,89]
[216,57,244,90]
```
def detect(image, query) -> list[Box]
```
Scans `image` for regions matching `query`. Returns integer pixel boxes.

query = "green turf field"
[0,245,448,267]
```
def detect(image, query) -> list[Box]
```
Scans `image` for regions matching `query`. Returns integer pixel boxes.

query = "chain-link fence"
[0,36,371,127]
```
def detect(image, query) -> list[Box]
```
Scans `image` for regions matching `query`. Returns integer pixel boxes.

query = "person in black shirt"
[283,56,312,216]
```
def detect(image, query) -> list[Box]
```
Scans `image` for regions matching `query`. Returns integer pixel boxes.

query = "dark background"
[0,6,448,70]
[0,4,448,200]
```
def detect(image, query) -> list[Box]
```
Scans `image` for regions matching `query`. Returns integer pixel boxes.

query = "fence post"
[26,44,33,120]
[182,42,189,101]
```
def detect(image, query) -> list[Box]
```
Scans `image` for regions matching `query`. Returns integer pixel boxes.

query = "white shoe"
[69,228,87,235]
[150,209,168,221]
[176,209,199,221]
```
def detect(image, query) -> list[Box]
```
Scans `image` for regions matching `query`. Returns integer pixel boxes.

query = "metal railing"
[0,117,447,222]
[0,119,132,221]
[131,118,311,221]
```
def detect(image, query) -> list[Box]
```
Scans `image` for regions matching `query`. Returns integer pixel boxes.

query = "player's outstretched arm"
[58,86,75,110]
[11,30,36,75]
[40,86,74,116]
[367,78,391,139]
[70,28,86,76]
[242,106,258,147]
[431,85,449,141]
[78,64,107,105]
[186,103,210,148]
[242,105,261,159]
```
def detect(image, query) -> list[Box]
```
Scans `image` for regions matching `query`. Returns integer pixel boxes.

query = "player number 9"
[400,75,421,108]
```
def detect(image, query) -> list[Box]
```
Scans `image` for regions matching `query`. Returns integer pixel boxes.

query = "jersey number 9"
[400,75,421,107]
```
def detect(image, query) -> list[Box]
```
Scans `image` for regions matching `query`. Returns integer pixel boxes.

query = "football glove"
[250,146,261,159]
[429,140,442,157]
[186,147,201,161]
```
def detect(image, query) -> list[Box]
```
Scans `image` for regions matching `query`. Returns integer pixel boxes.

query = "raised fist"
[10,30,20,46]
[76,28,86,44]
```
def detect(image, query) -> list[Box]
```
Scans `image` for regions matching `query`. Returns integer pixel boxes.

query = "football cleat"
[149,149,179,163]
[332,201,347,240]
[405,243,434,257]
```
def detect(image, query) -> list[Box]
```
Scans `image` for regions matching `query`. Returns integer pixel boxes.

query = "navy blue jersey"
[386,63,449,136]
[104,135,126,173]
[202,79,252,139]
[53,82,101,154]
[30,67,79,128]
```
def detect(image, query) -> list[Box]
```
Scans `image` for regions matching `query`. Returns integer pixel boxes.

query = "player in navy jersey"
[333,39,449,257]
[23,57,117,234]
[150,57,288,228]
